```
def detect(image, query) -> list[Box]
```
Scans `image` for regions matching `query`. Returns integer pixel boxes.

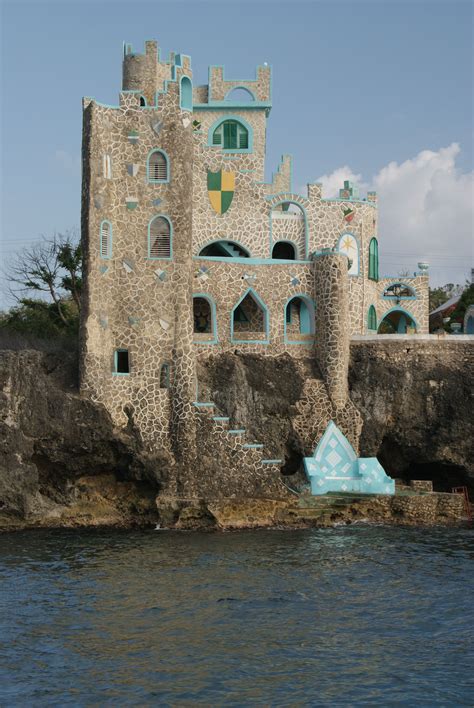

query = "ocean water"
[0,525,473,706]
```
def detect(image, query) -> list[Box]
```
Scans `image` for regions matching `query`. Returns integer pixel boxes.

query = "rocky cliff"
[0,340,472,530]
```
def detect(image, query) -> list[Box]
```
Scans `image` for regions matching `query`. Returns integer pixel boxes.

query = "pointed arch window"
[100,220,112,259]
[368,305,377,331]
[147,150,169,183]
[368,238,379,281]
[212,120,249,150]
[148,216,172,259]
[231,289,269,343]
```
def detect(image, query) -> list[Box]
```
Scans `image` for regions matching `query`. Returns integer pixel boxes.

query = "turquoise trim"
[262,459,283,465]
[194,102,271,110]
[224,85,256,101]
[231,287,270,344]
[194,256,311,265]
[269,199,309,259]
[228,429,246,434]
[337,232,360,277]
[193,402,214,408]
[322,197,377,208]
[206,64,272,113]
[113,348,130,376]
[99,220,112,259]
[284,295,316,345]
[243,443,264,449]
[193,293,218,344]
[147,215,173,260]
[180,76,193,111]
[378,306,419,331]
[207,115,253,153]
[197,239,251,258]
[146,148,170,184]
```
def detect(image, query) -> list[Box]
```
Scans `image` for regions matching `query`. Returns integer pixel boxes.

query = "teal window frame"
[367,305,377,331]
[208,116,253,153]
[284,296,316,345]
[231,287,269,344]
[146,149,170,184]
[147,215,173,260]
[180,76,193,111]
[368,238,379,281]
[113,349,130,375]
[100,220,112,259]
[193,293,218,344]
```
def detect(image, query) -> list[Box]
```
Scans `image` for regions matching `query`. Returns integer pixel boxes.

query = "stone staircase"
[192,400,284,475]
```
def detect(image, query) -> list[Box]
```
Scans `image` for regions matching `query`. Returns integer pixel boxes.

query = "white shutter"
[150,218,171,258]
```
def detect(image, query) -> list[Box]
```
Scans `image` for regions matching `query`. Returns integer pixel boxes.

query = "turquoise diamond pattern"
[304,421,395,496]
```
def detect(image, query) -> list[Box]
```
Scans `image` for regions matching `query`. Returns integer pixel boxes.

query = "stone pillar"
[313,252,350,408]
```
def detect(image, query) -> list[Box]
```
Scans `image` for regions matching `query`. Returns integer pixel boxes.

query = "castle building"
[80,40,429,491]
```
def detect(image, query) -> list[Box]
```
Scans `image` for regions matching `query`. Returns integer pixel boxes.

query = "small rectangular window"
[115,349,130,374]
[103,154,112,179]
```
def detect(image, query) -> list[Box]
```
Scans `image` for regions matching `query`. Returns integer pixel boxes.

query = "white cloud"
[55,150,80,173]
[315,144,474,286]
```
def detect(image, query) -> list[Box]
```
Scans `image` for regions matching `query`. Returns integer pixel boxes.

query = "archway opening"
[272,242,296,260]
[378,310,417,334]
[232,291,268,342]
[193,296,214,341]
[199,241,249,258]
[285,297,315,342]
[225,87,255,102]
[466,315,474,334]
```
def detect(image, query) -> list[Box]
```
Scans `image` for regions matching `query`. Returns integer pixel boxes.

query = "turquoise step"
[213,416,230,422]
[262,459,283,465]
[243,443,264,449]
[193,402,214,408]
[228,429,245,435]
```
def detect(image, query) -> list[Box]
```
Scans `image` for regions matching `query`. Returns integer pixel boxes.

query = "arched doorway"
[199,240,249,258]
[284,297,315,343]
[378,309,417,334]
[193,295,217,343]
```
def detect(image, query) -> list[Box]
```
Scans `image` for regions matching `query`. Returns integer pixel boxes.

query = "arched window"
[193,295,217,343]
[180,76,193,111]
[231,289,269,343]
[285,297,315,343]
[225,87,255,102]
[139,95,147,107]
[272,242,296,260]
[212,120,249,150]
[147,150,169,183]
[369,238,379,281]
[338,232,359,276]
[367,305,377,331]
[100,220,112,259]
[159,363,170,388]
[148,216,172,259]
[199,240,249,258]
[383,283,416,298]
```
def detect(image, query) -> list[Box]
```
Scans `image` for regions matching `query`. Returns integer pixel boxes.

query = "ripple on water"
[0,525,473,705]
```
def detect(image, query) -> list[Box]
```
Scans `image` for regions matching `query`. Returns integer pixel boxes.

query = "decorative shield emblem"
[343,206,355,223]
[207,170,235,214]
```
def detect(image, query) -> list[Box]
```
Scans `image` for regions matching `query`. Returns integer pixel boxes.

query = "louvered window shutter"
[212,129,222,145]
[150,218,171,258]
[100,222,111,257]
[238,126,248,149]
[149,152,167,181]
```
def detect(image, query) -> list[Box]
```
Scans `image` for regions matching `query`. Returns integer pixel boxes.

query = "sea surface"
[1,524,473,706]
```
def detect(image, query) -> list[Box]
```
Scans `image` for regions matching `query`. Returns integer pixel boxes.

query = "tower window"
[114,349,130,374]
[148,216,172,259]
[369,238,379,281]
[103,154,112,179]
[139,95,147,107]
[368,305,377,331]
[100,220,112,259]
[180,76,193,111]
[212,120,249,150]
[147,150,169,183]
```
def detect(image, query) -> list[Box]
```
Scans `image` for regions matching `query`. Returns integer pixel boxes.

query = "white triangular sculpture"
[304,421,395,495]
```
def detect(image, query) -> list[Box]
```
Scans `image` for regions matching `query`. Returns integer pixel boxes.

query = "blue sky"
[1,0,473,304]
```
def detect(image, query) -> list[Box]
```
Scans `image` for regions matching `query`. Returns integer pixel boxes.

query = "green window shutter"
[369,238,378,280]
[212,128,222,145]
[224,121,238,149]
[238,126,248,149]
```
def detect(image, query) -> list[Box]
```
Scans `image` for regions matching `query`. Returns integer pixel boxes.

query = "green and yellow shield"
[207,170,235,214]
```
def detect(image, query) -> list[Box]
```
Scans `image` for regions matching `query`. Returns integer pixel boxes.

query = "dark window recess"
[116,350,130,374]
[272,242,296,260]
